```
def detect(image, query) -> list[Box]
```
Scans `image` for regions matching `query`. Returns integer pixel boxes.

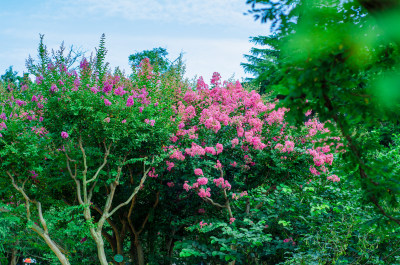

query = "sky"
[0,0,269,82]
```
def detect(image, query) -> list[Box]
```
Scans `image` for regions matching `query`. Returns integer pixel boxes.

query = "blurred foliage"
[244,0,400,227]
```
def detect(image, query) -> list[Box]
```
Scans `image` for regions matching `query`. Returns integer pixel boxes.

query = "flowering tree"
[0,37,180,265]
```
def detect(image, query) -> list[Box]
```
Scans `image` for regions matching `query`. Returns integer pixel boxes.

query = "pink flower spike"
[61,131,69,139]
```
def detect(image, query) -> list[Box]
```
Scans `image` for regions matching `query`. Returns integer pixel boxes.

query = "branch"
[86,142,112,184]
[66,156,84,205]
[35,201,48,234]
[107,162,151,218]
[7,171,31,219]
[137,191,160,235]
[201,196,226,209]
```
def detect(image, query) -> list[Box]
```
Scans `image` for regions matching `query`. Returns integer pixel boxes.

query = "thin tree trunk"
[9,248,18,265]
[135,239,145,265]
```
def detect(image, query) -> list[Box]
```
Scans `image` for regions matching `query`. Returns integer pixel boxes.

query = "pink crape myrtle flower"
[197,177,208,186]
[229,217,236,224]
[167,182,175,187]
[327,174,340,182]
[126,95,134,107]
[198,187,211,198]
[216,143,223,154]
[214,160,222,169]
[0,122,7,131]
[199,220,208,228]
[204,147,216,155]
[61,131,69,139]
[183,181,191,191]
[170,149,185,161]
[194,168,203,176]
[166,161,175,171]
[148,167,158,178]
[213,177,231,190]
[231,138,239,148]
[104,98,112,106]
[145,119,155,126]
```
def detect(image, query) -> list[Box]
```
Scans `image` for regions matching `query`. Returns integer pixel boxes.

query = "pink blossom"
[327,174,340,182]
[216,143,223,154]
[229,217,236,224]
[199,220,208,228]
[104,117,110,123]
[167,182,175,187]
[166,161,174,171]
[197,177,208,185]
[210,72,221,86]
[16,100,26,106]
[309,166,320,176]
[213,177,231,190]
[183,181,191,191]
[50,84,58,93]
[198,187,211,198]
[284,141,295,153]
[126,95,134,107]
[104,99,112,106]
[170,150,185,161]
[230,161,237,167]
[91,86,99,94]
[231,138,239,148]
[204,147,216,155]
[148,167,158,178]
[61,131,69,139]
[122,119,126,123]
[214,160,222,169]
[194,168,203,176]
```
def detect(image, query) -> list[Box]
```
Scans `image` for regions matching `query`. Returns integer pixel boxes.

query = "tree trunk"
[91,230,109,265]
[9,248,18,265]
[131,238,145,265]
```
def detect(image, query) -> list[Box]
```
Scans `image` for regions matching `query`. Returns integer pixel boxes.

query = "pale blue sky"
[0,0,269,81]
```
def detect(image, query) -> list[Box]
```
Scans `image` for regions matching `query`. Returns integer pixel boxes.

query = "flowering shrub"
[158,73,343,263]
